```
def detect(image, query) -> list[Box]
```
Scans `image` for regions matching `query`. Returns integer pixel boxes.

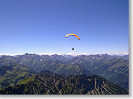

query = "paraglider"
[66,33,80,50]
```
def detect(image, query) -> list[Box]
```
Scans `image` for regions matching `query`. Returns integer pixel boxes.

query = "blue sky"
[0,0,129,55]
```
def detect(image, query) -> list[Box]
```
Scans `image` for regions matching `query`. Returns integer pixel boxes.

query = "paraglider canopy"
[66,33,80,40]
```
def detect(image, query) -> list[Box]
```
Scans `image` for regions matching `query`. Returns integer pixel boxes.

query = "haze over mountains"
[0,53,129,95]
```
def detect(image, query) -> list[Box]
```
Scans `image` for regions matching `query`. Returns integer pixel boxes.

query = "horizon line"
[0,52,129,56]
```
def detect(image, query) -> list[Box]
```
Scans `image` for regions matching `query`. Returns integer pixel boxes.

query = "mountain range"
[0,53,129,95]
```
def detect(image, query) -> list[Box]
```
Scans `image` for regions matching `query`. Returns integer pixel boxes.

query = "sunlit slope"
[0,57,35,90]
